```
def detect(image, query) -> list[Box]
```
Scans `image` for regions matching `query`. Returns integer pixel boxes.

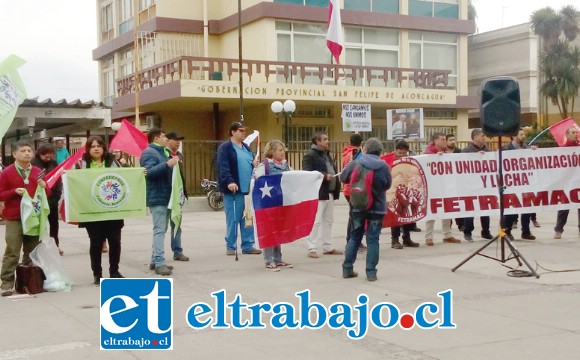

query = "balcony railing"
[116,56,452,96]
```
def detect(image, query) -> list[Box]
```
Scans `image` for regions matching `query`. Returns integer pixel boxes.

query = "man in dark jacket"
[303,131,342,258]
[502,128,536,241]
[340,138,391,281]
[141,129,180,276]
[217,122,261,256]
[461,128,493,241]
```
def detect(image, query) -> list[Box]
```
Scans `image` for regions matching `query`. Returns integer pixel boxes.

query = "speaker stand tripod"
[451,136,540,278]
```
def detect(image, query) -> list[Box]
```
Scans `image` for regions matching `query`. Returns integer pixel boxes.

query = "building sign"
[341,104,371,132]
[386,108,424,140]
[185,81,455,105]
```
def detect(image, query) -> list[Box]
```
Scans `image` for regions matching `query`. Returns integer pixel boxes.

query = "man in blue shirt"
[54,138,69,164]
[217,122,261,256]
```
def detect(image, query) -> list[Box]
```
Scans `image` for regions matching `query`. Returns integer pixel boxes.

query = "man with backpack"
[340,138,392,282]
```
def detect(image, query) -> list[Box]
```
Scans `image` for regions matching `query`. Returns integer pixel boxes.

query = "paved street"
[1,198,579,360]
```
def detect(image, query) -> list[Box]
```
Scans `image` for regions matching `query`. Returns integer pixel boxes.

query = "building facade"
[94,0,477,145]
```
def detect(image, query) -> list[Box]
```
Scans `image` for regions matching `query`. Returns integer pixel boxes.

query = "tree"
[531,5,580,119]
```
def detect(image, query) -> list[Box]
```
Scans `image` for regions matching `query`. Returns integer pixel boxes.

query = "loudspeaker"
[480,76,521,137]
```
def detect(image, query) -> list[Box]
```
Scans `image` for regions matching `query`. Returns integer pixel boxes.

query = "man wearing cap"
[165,131,189,262]
[140,128,180,276]
[54,138,70,165]
[217,122,261,255]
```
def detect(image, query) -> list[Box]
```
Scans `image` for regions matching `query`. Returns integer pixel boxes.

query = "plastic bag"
[30,236,73,292]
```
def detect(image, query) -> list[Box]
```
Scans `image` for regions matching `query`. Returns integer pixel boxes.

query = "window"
[119,0,133,35]
[141,0,154,10]
[100,3,113,32]
[409,0,459,19]
[424,126,457,141]
[102,57,115,106]
[120,48,133,77]
[409,31,457,88]
[344,27,400,86]
[276,22,330,84]
[344,0,399,13]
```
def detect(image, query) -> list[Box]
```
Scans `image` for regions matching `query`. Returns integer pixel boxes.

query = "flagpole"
[527,126,552,145]
[133,0,141,127]
[238,0,244,122]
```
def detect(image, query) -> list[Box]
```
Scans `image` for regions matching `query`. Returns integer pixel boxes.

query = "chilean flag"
[252,171,323,248]
[548,118,580,146]
[326,0,343,64]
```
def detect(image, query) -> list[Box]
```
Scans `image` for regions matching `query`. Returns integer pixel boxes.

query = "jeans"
[170,220,183,257]
[343,212,383,278]
[554,209,580,233]
[504,213,531,235]
[224,192,255,251]
[263,246,282,264]
[150,205,170,267]
[463,216,490,236]
[1,221,40,290]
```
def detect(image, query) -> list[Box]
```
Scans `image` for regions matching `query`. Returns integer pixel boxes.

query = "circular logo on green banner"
[93,174,129,208]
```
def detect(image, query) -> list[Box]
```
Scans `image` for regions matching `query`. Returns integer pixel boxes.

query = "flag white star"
[260,181,274,198]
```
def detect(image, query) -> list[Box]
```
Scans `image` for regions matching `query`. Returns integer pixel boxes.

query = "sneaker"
[173,254,189,261]
[323,249,344,255]
[226,249,236,256]
[110,272,125,278]
[275,262,293,269]
[155,265,173,276]
[464,234,473,242]
[402,238,420,247]
[308,250,319,258]
[481,232,493,240]
[343,271,358,279]
[532,220,541,228]
[391,240,404,249]
[425,238,434,246]
[554,232,562,239]
[1,290,14,297]
[264,263,280,272]
[149,264,174,271]
[242,248,262,255]
[410,227,422,232]
[93,275,102,286]
[443,237,461,244]
[522,233,536,240]
[367,274,377,282]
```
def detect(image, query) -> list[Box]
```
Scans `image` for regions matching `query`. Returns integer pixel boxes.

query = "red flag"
[109,119,148,157]
[45,150,83,190]
[549,118,580,146]
[326,0,343,64]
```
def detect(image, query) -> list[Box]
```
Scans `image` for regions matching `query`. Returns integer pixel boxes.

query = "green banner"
[63,167,146,222]
[0,55,27,140]
[168,164,185,235]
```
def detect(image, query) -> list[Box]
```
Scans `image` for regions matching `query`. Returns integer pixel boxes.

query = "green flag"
[0,55,27,139]
[63,167,146,222]
[168,165,185,235]
[20,186,50,236]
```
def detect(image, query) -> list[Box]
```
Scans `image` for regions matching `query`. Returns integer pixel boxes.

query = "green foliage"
[531,5,580,119]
